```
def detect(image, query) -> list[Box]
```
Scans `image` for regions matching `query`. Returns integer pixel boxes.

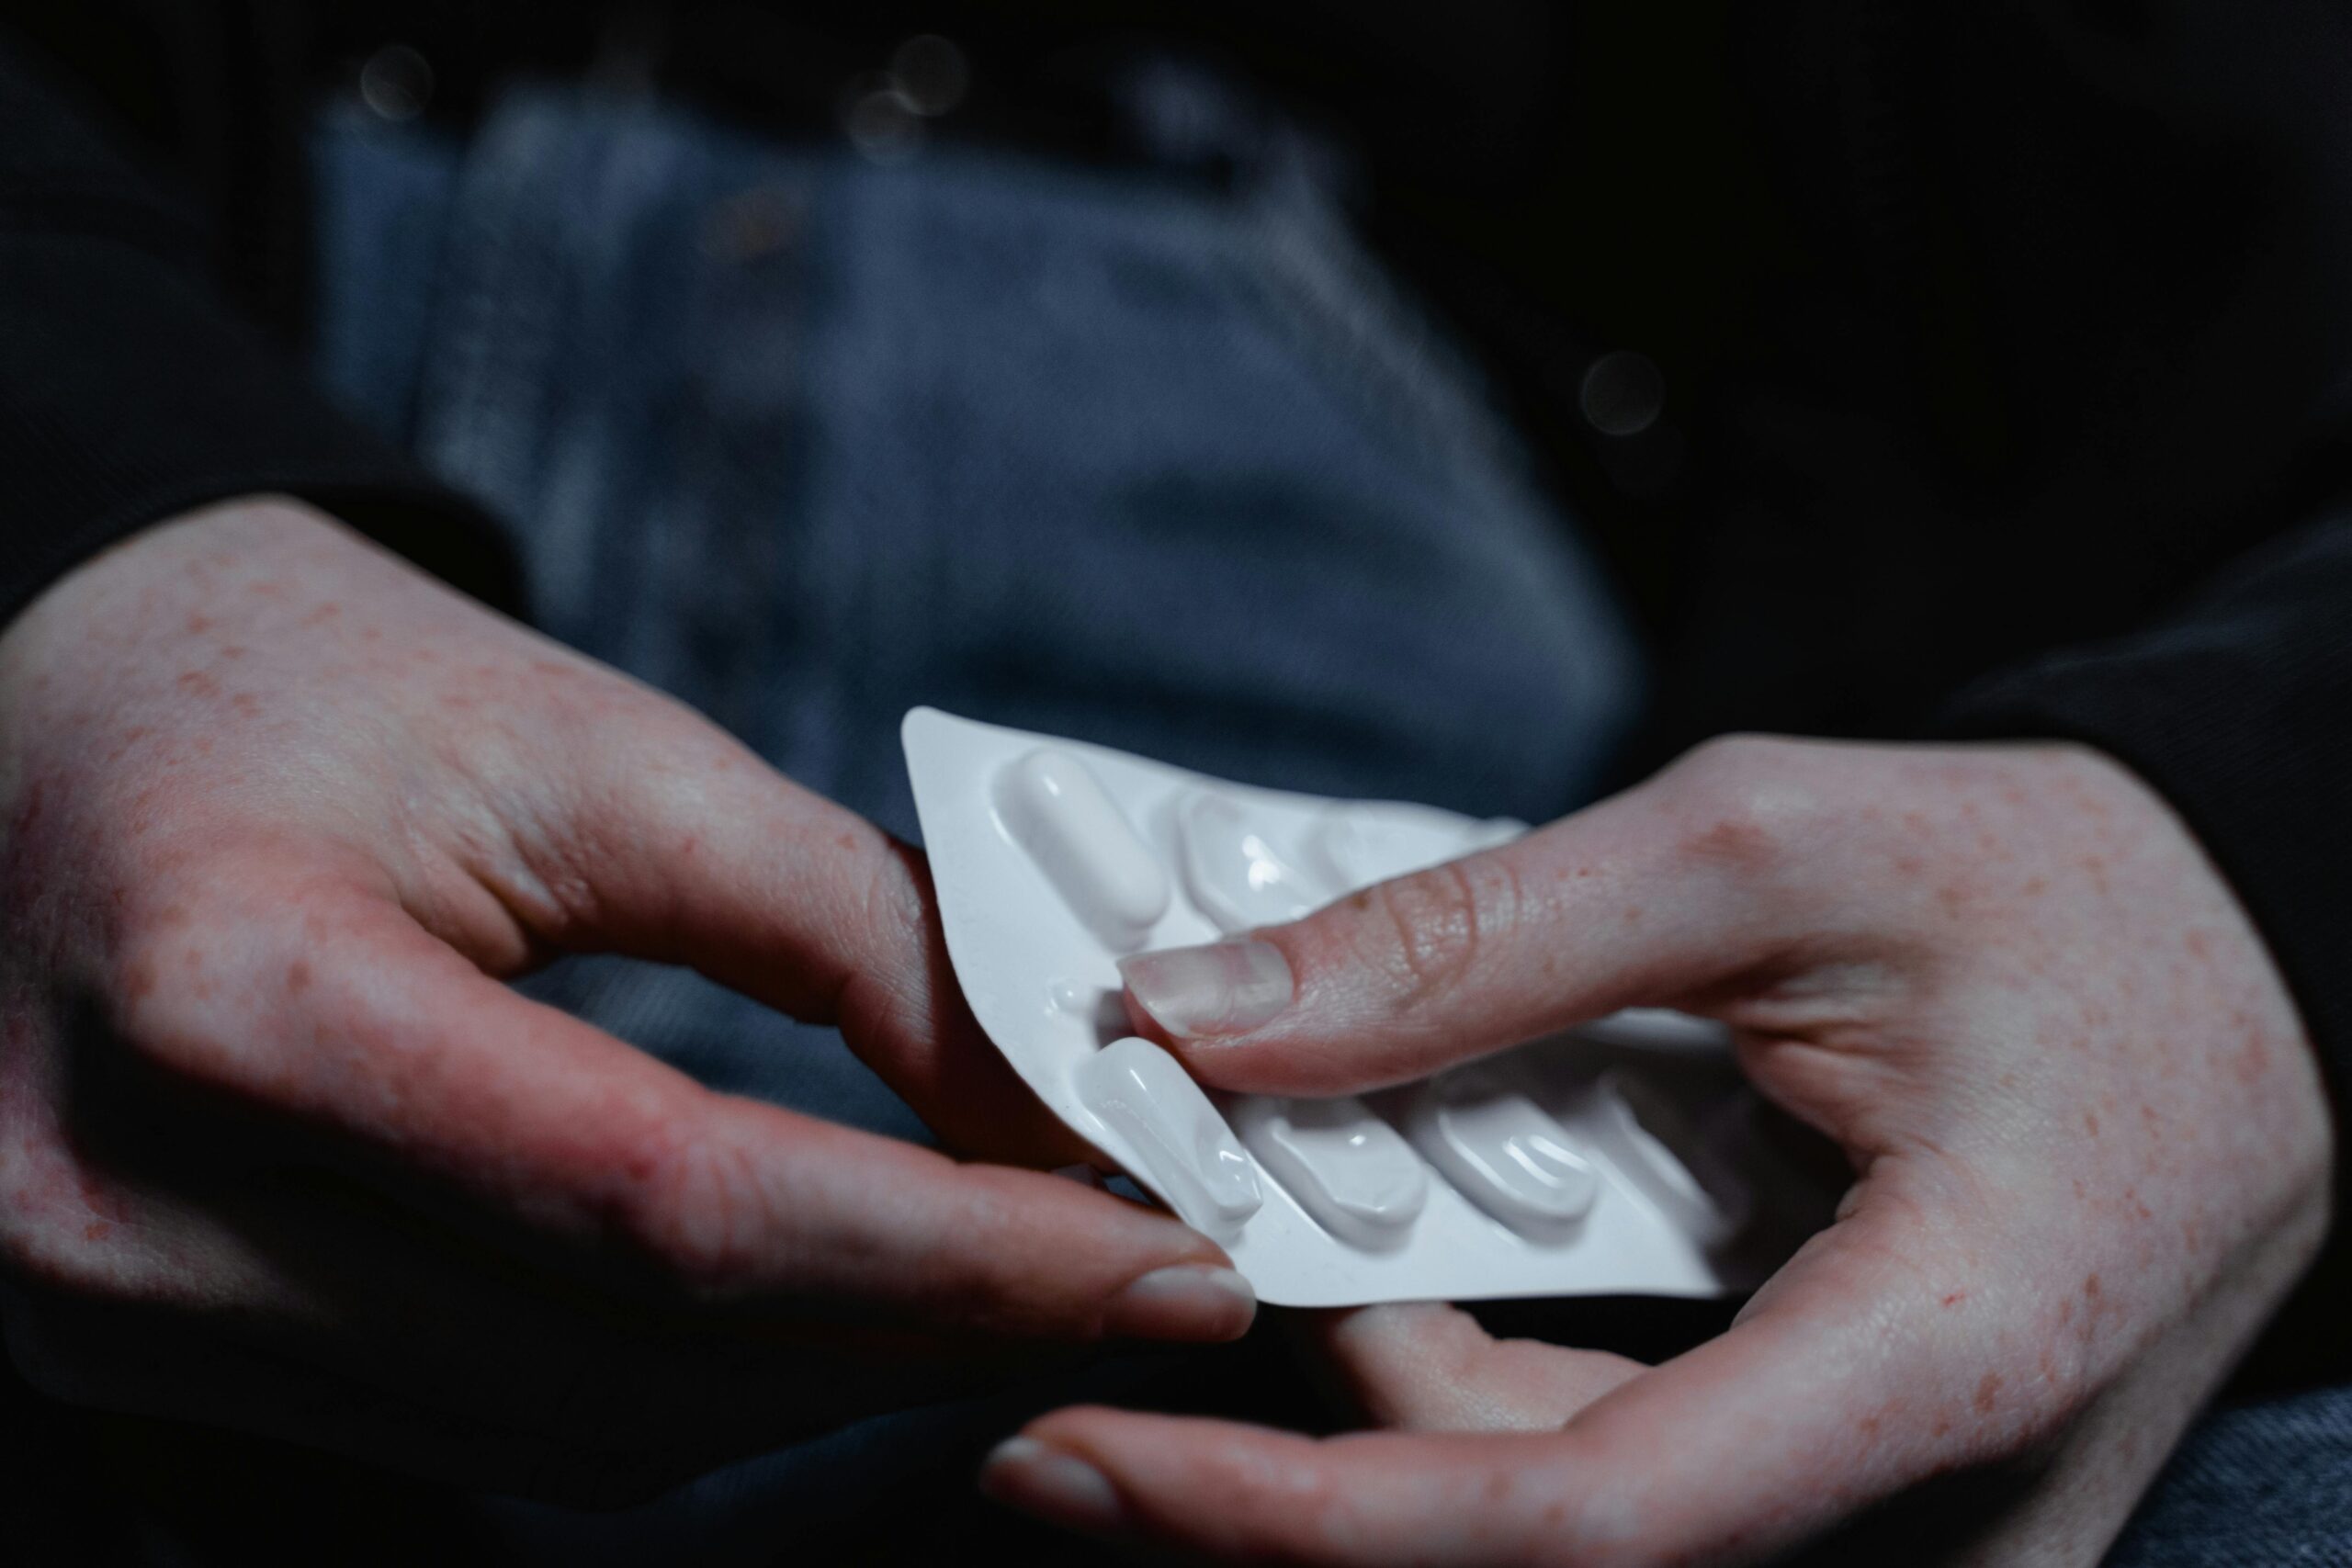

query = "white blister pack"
[903,707,1827,1307]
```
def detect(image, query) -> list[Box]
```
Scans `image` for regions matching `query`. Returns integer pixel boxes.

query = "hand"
[0,497,1253,1504]
[981,736,2331,1563]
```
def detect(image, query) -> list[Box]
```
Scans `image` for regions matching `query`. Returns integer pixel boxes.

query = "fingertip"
[1005,1409,1363,1558]
[1013,1402,1128,1451]
[1116,939,1295,1040]
[1102,1262,1257,1343]
[935,1162,1259,1342]
[1113,976,1331,1095]
[978,1434,1129,1536]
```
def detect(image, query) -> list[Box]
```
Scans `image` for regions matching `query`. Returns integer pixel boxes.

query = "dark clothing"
[0,11,515,621]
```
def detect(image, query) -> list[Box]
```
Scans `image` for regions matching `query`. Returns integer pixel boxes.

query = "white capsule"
[1406,1071,1599,1238]
[1077,1037,1261,1238]
[1579,1071,1750,1247]
[1571,1008,1733,1054]
[1175,792,1329,932]
[994,750,1170,951]
[1234,1095,1425,1247]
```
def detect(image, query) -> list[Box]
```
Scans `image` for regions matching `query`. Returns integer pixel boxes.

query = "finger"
[115,867,1254,1346]
[991,1167,2017,1563]
[2,1154,1089,1484]
[1306,1303,1643,1432]
[1114,739,1846,1096]
[983,1414,1558,1562]
[457,678,1085,1165]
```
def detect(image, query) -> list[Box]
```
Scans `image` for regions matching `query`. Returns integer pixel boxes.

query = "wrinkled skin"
[0,497,1253,1505]
[986,736,2333,1564]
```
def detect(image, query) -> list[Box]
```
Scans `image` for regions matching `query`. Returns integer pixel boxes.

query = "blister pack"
[903,707,1829,1307]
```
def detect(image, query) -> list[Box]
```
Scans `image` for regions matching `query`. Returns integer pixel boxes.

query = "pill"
[1176,792,1329,931]
[1077,1037,1262,1238]
[1406,1072,1599,1237]
[1581,1070,1750,1247]
[1572,1008,1734,1054]
[994,750,1170,951]
[1234,1096,1426,1248]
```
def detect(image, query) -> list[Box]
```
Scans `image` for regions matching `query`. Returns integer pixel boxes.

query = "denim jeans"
[302,87,2350,1564]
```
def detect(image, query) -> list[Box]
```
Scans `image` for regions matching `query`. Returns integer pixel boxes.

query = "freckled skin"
[0,497,1242,1503]
[999,736,2333,1567]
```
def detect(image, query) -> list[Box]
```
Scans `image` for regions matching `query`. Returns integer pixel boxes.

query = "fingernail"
[1118,940,1294,1038]
[980,1436,1125,1532]
[1102,1262,1258,1341]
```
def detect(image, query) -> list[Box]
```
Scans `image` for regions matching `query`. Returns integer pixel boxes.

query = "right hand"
[989,737,2326,1563]
[0,496,1253,1504]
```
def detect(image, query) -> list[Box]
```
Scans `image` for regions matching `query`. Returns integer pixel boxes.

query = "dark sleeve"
[0,32,517,630]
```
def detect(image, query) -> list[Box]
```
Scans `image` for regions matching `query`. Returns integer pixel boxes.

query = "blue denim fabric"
[2108,1385,2352,1566]
[307,89,2351,1565]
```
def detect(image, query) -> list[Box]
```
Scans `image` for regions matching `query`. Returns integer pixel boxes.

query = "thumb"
[481,685,1090,1166]
[1118,738,1834,1095]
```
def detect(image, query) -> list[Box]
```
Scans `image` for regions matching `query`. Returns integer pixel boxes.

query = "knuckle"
[100,920,278,1102]
[1352,857,1516,1009]
[100,865,397,1111]
[502,793,619,942]
[615,1124,776,1299]
[1665,734,1822,871]
[854,836,929,969]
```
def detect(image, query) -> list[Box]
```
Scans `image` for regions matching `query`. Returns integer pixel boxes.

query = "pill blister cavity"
[902,706,1823,1305]
[1582,1070,1751,1247]
[995,750,1170,951]
[1235,1096,1426,1247]
[1573,1008,1733,1054]
[1077,1037,1261,1238]
[1407,1072,1599,1238]
[1177,792,1329,931]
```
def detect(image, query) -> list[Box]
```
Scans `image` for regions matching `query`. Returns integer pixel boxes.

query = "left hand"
[0,499,1251,1504]
[977,737,2333,1563]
